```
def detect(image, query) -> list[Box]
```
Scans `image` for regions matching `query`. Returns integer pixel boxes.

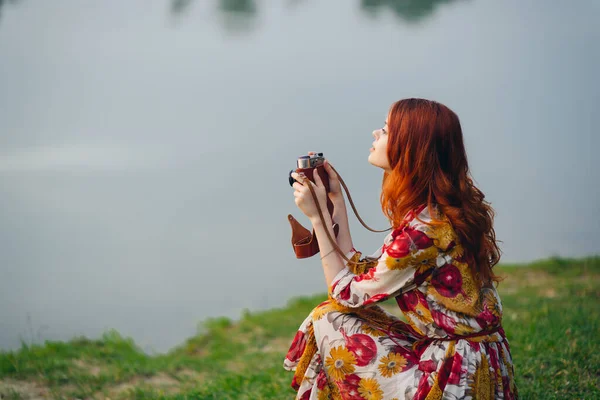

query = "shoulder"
[383,206,435,258]
[388,205,459,253]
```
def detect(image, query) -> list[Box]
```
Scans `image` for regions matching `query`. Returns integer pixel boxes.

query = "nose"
[372,129,380,139]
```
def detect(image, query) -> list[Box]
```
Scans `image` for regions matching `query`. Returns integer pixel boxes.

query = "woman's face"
[368,115,392,172]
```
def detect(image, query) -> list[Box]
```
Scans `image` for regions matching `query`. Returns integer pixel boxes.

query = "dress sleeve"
[329,224,440,308]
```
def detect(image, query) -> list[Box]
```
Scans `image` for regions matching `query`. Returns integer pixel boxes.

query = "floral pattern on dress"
[284,205,518,399]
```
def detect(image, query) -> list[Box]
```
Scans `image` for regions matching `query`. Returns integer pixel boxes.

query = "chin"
[367,154,376,167]
[368,160,382,170]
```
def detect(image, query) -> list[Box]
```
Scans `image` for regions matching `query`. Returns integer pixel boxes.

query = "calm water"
[0,0,598,353]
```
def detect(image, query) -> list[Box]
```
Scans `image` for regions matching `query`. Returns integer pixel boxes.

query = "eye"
[382,127,387,134]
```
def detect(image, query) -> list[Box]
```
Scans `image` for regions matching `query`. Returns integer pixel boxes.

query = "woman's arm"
[329,224,438,308]
[290,158,356,286]
[310,214,347,287]
[330,196,354,256]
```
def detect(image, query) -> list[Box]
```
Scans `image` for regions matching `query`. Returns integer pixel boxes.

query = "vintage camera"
[288,152,330,192]
[287,152,337,259]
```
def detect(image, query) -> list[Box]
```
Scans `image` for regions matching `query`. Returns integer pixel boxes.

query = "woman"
[284,98,518,400]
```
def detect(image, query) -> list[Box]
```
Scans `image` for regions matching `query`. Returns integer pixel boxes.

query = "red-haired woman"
[284,98,518,399]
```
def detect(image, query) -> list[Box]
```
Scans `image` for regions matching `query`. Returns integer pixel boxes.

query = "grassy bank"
[1,256,599,399]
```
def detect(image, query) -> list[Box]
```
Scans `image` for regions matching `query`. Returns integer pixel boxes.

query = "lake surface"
[0,0,598,353]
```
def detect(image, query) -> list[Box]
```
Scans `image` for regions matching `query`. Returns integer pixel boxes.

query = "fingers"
[324,160,338,178]
[324,159,333,170]
[292,173,310,194]
[290,172,306,185]
[312,170,323,188]
[291,171,316,187]
[291,167,328,214]
[291,170,326,192]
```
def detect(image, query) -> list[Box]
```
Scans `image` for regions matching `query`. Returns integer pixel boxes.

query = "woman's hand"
[291,170,330,223]
[323,160,343,203]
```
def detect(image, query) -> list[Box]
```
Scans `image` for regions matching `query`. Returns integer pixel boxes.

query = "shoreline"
[1,256,598,399]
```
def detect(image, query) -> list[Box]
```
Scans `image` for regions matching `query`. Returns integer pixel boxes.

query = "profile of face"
[368,115,392,172]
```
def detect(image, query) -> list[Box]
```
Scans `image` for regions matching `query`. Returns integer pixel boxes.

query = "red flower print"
[431,263,464,298]
[339,284,352,301]
[390,227,404,239]
[291,375,299,390]
[405,227,434,249]
[393,345,419,366]
[299,388,312,400]
[468,341,481,352]
[331,280,340,293]
[397,290,419,312]
[488,347,500,370]
[419,360,438,373]
[447,352,464,385]
[286,331,307,363]
[413,374,432,400]
[386,232,412,258]
[477,308,500,327]
[338,374,362,400]
[317,369,328,390]
[363,293,388,306]
[355,266,377,282]
[437,351,464,389]
[431,309,457,332]
[340,328,378,366]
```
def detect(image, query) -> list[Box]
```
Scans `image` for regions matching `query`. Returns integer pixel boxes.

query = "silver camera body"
[297,153,325,169]
[288,152,326,187]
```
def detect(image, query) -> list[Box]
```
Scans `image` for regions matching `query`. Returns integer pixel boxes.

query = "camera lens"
[297,156,311,168]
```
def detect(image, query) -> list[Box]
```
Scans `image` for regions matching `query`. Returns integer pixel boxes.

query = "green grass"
[1,256,598,399]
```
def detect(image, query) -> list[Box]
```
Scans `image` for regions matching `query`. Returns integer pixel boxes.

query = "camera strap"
[329,164,392,234]
[304,165,392,267]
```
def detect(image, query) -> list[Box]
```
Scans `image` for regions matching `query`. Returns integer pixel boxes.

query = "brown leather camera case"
[288,164,339,258]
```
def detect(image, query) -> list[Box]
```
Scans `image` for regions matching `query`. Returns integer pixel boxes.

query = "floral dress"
[283,205,518,400]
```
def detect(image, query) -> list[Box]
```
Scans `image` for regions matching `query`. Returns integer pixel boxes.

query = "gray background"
[0,0,598,353]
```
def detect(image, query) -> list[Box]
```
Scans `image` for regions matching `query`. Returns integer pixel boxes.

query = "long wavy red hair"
[381,98,501,287]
